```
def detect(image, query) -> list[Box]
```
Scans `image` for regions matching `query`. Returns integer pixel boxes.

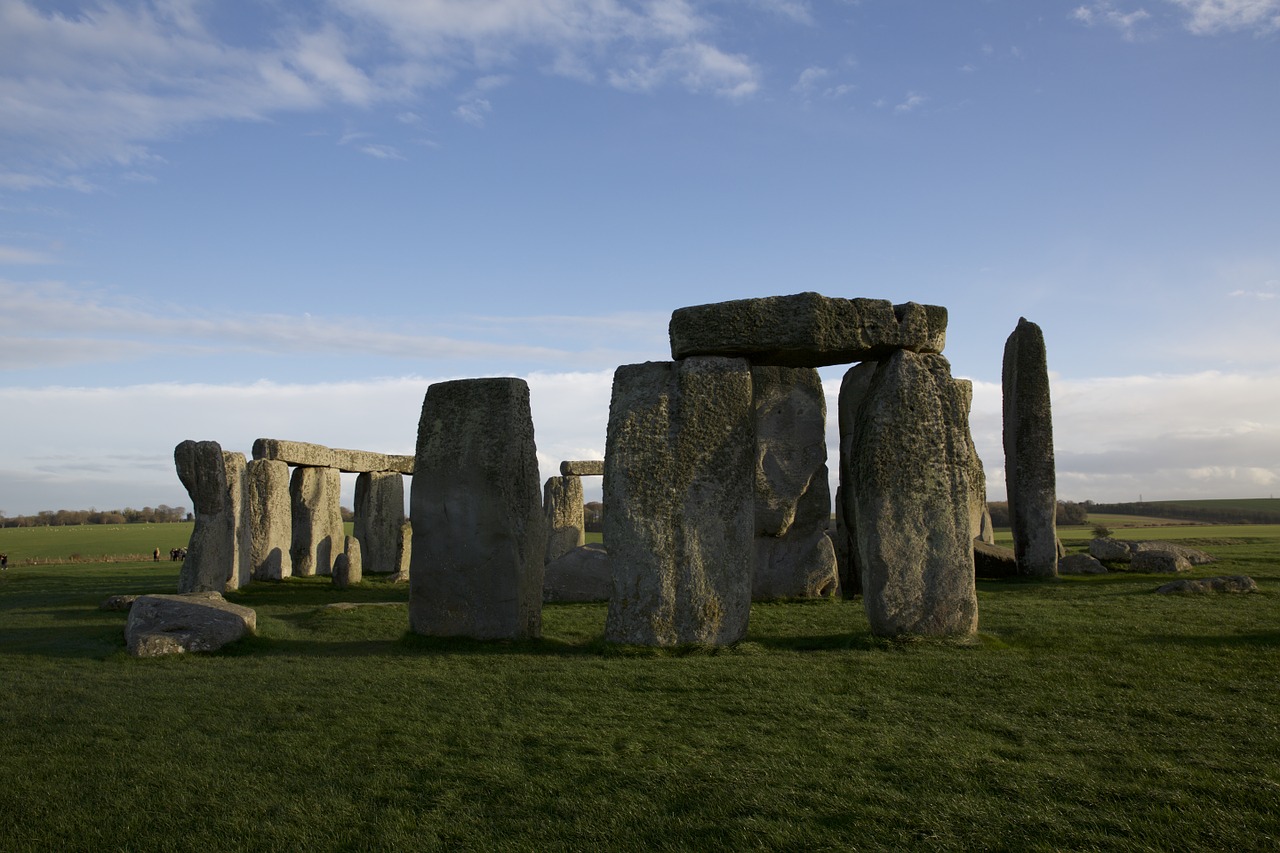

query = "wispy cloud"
[0,245,55,264]
[894,91,926,113]
[1165,0,1280,33]
[1072,2,1152,40]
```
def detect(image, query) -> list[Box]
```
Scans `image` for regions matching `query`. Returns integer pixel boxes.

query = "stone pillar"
[245,458,292,581]
[224,452,250,591]
[334,536,363,589]
[409,378,545,640]
[396,520,412,581]
[1002,317,1058,577]
[175,440,246,593]
[751,365,837,599]
[543,475,586,564]
[603,357,755,646]
[836,362,877,599]
[353,471,405,574]
[290,466,344,577]
[847,350,979,637]
[954,379,995,546]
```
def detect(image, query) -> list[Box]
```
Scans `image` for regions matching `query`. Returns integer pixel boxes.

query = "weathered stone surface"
[175,441,246,593]
[751,365,837,599]
[543,475,586,564]
[1156,575,1258,594]
[333,537,362,589]
[353,471,405,573]
[125,592,255,657]
[1131,549,1192,574]
[604,358,755,646]
[395,520,412,581]
[253,438,414,475]
[544,543,612,602]
[955,380,995,546]
[1089,537,1135,562]
[409,378,545,640]
[560,460,604,476]
[829,495,852,598]
[836,363,877,599]
[290,466,344,577]
[1133,540,1215,565]
[1058,553,1108,575]
[245,458,292,581]
[100,594,139,612]
[849,351,979,637]
[1002,317,1058,577]
[973,539,1019,579]
[670,293,947,368]
[1089,538,1215,566]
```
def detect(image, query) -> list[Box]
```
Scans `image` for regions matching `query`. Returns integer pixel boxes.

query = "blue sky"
[2,0,1279,516]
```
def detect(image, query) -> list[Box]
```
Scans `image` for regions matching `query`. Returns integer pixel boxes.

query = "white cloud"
[359,143,404,159]
[1164,0,1280,33]
[894,91,925,113]
[0,245,55,264]
[1072,2,1152,39]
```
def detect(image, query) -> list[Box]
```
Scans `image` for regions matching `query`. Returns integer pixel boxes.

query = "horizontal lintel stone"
[669,292,947,368]
[560,460,604,476]
[252,438,413,475]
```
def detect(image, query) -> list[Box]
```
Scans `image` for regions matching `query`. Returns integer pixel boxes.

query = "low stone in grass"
[543,543,611,602]
[1130,549,1191,574]
[1155,576,1258,594]
[100,594,139,612]
[973,539,1019,579]
[125,592,256,657]
[1058,553,1108,575]
[333,537,362,589]
[1089,537,1134,562]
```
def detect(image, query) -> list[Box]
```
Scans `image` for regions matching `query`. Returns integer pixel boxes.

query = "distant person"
[153,547,160,562]
[1,553,8,570]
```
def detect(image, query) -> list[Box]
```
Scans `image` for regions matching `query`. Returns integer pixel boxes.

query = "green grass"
[0,522,194,563]
[1,521,1278,850]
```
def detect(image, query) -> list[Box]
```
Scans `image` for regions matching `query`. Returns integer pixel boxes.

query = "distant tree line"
[0,505,189,528]
[1087,501,1280,525]
[986,501,1089,528]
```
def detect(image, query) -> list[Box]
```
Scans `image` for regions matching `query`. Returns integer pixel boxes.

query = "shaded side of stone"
[290,466,344,577]
[395,520,412,581]
[560,460,605,476]
[333,536,363,589]
[353,471,406,574]
[245,458,292,581]
[1002,317,1058,577]
[751,365,837,599]
[125,592,256,657]
[954,379,995,545]
[603,358,755,646]
[544,543,612,602]
[175,440,239,593]
[669,292,947,368]
[836,363,877,598]
[543,475,586,564]
[973,539,1019,579]
[850,351,979,637]
[409,377,545,640]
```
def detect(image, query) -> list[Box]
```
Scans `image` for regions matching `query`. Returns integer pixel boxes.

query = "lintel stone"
[560,460,604,476]
[252,438,413,475]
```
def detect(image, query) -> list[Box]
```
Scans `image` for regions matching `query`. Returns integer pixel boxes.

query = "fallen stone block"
[1155,575,1258,594]
[125,592,256,657]
[1131,549,1191,574]
[974,539,1019,579]
[1058,553,1108,575]
[544,543,612,603]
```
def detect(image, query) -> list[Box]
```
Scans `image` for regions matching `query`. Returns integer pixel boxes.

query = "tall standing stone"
[1002,317,1058,577]
[290,466,344,578]
[954,379,995,546]
[836,362,877,598]
[353,471,405,574]
[751,366,838,599]
[409,378,545,640]
[848,350,979,637]
[543,475,586,564]
[245,458,292,581]
[175,441,245,594]
[604,357,755,646]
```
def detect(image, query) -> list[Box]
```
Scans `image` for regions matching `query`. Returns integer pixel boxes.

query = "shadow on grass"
[1134,630,1280,649]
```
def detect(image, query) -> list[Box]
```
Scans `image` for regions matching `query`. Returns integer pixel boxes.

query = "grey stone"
[175,440,246,593]
[1156,575,1258,594]
[849,350,979,637]
[1058,553,1108,575]
[829,495,852,598]
[751,365,837,599]
[973,539,1019,579]
[1133,540,1215,565]
[669,292,947,367]
[353,471,405,573]
[955,379,995,546]
[252,438,414,475]
[100,594,139,612]
[604,357,755,646]
[395,520,412,581]
[836,363,877,598]
[333,537,362,589]
[245,458,292,581]
[290,466,344,578]
[1089,538,1216,566]
[1002,317,1059,577]
[543,543,612,602]
[560,460,605,476]
[125,591,256,657]
[1089,537,1135,562]
[1131,549,1191,574]
[543,475,586,564]
[409,378,545,640]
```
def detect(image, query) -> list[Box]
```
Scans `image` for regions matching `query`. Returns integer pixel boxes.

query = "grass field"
[1,521,1278,849]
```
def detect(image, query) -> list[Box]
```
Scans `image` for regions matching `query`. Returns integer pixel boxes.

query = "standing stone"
[543,475,586,564]
[395,520,412,581]
[1002,317,1058,577]
[751,366,838,599]
[290,466,344,577]
[353,471,405,574]
[604,357,755,646]
[245,458,292,581]
[409,378,545,640]
[849,350,979,637]
[334,536,363,588]
[224,452,251,590]
[954,379,995,546]
[836,363,877,599]
[175,441,246,593]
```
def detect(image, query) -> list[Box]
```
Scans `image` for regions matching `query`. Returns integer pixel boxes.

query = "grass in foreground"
[1,536,1278,850]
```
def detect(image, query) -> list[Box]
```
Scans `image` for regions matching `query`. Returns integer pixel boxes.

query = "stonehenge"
[170,291,1063,650]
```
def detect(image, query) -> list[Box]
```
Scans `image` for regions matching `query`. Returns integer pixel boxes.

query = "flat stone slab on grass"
[544,543,612,603]
[669,292,946,367]
[1131,549,1192,573]
[1058,553,1108,575]
[125,592,256,657]
[1155,576,1258,594]
[973,540,1018,579]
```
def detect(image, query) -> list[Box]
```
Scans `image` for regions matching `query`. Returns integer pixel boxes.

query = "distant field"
[0,523,195,563]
